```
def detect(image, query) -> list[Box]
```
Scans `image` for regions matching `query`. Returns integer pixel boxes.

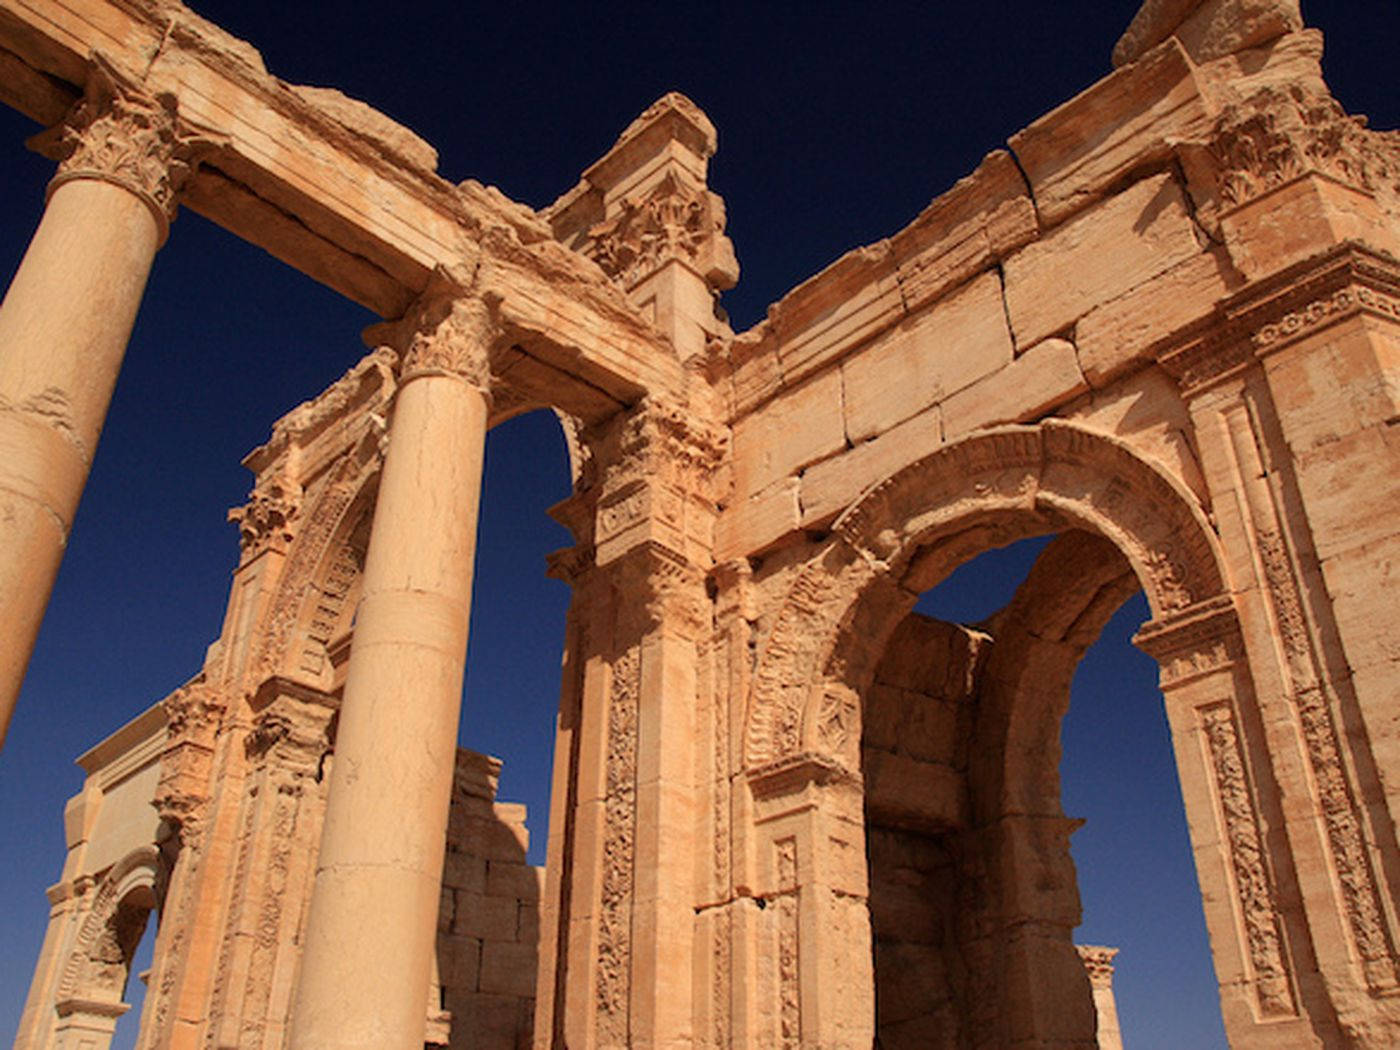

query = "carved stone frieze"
[1158,243,1400,395]
[585,171,739,292]
[1200,702,1298,1017]
[775,837,801,1049]
[31,52,221,242]
[595,647,640,1042]
[1134,594,1244,688]
[155,681,227,838]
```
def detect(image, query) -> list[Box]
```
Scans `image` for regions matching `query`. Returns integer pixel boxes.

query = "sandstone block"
[714,476,800,562]
[438,934,482,992]
[1010,40,1212,226]
[1003,174,1204,349]
[453,891,520,942]
[732,365,845,496]
[769,242,904,382]
[479,941,539,999]
[485,860,542,903]
[443,990,523,1050]
[1077,248,1236,387]
[942,338,1087,440]
[1115,0,1303,67]
[841,271,1012,443]
[443,848,487,895]
[799,404,943,528]
[1218,176,1400,283]
[889,150,1037,312]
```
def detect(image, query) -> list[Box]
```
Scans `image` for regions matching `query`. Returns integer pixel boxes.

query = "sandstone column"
[0,56,207,750]
[288,288,495,1050]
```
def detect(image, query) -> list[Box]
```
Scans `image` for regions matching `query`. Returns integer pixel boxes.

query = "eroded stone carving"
[595,647,640,1039]
[1200,703,1297,1016]
[32,52,220,240]
[587,171,739,291]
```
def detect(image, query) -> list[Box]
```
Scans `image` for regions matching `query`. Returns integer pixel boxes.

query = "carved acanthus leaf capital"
[228,476,303,558]
[32,52,222,243]
[1177,84,1400,221]
[586,172,739,292]
[364,265,500,393]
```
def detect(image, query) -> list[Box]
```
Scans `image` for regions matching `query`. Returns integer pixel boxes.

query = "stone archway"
[738,421,1313,1049]
[52,845,162,1049]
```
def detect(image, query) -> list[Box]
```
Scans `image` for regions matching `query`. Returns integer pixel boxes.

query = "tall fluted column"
[289,283,495,1050]
[0,55,208,749]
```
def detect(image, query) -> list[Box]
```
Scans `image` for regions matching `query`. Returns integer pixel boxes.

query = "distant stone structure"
[3,0,1399,1047]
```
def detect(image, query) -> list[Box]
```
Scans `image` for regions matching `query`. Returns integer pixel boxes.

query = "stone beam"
[0,0,678,416]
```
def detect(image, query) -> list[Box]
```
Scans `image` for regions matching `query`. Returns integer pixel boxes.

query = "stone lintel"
[0,0,680,412]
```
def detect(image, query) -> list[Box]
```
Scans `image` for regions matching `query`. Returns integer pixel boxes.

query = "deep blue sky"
[1,3,1395,1048]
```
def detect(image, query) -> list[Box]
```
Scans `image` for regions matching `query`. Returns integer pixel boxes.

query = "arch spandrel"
[744,420,1234,777]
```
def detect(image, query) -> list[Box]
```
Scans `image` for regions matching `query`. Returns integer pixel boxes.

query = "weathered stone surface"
[1114,0,1303,68]
[842,271,1012,443]
[1003,173,1205,350]
[1077,248,1238,387]
[1010,40,1213,227]
[942,337,1088,440]
[731,364,844,496]
[9,4,1400,1050]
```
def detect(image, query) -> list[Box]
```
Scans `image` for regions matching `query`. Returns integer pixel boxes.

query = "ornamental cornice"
[363,265,501,394]
[31,52,222,244]
[1156,243,1400,395]
[1134,594,1244,687]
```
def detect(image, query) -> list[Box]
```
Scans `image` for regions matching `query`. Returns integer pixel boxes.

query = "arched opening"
[109,914,157,1050]
[54,848,161,1050]
[861,533,1228,1048]
[741,423,1289,1049]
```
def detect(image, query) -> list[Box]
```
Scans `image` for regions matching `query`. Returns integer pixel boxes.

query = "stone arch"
[252,434,382,687]
[56,845,161,1012]
[744,420,1230,779]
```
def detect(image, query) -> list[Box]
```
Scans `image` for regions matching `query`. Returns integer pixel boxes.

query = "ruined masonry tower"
[4,0,1400,1048]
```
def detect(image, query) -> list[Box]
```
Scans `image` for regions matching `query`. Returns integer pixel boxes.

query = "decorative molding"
[1200,702,1297,1017]
[775,837,801,1049]
[228,477,302,559]
[55,846,161,1005]
[1219,398,1400,992]
[1134,595,1244,688]
[32,52,221,243]
[746,422,1227,773]
[1158,244,1400,395]
[1075,944,1118,989]
[595,647,639,1041]
[155,680,226,837]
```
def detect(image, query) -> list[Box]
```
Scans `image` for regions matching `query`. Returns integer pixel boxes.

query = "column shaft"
[0,178,162,748]
[289,371,488,1050]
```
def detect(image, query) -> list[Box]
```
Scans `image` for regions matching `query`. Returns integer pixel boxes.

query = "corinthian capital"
[32,52,220,243]
[364,265,500,395]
